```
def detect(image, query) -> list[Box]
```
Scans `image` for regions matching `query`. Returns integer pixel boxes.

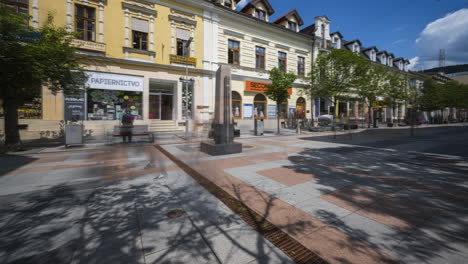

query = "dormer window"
[388,58,393,67]
[224,0,232,7]
[381,55,386,65]
[370,50,376,61]
[288,21,297,31]
[353,43,360,53]
[255,9,266,21]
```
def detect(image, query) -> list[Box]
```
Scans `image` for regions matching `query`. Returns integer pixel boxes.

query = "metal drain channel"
[156,145,329,264]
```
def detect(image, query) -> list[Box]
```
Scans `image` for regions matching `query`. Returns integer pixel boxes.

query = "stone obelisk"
[201,65,242,155]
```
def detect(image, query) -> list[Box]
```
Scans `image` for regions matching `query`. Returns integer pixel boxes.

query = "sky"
[237,0,468,71]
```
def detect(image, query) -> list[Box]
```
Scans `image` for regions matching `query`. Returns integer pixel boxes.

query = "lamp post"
[180,37,193,139]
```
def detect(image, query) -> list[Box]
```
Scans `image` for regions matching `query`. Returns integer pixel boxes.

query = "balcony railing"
[170,54,197,67]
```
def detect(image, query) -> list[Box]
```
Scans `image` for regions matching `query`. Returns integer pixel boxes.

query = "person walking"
[121,110,134,143]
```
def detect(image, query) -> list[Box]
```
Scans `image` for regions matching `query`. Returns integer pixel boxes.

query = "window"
[75,5,95,41]
[288,21,297,31]
[278,52,287,72]
[132,18,149,50]
[224,0,232,8]
[297,56,305,76]
[176,28,191,56]
[255,9,266,21]
[381,56,386,65]
[87,90,142,121]
[255,46,265,69]
[228,40,240,65]
[232,91,242,119]
[296,97,306,119]
[254,94,267,119]
[4,0,28,15]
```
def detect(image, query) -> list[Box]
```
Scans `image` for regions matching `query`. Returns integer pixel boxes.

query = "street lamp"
[180,37,194,138]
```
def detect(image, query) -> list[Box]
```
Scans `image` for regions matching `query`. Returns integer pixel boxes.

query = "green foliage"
[420,79,468,111]
[355,64,388,105]
[384,71,409,106]
[265,66,296,134]
[308,49,368,102]
[0,4,88,145]
[419,79,444,111]
[265,67,296,106]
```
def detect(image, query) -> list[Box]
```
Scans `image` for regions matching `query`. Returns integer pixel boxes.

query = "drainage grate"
[157,145,329,264]
[167,209,186,219]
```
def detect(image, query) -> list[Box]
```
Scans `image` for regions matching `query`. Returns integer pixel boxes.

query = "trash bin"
[254,119,264,136]
[65,124,83,147]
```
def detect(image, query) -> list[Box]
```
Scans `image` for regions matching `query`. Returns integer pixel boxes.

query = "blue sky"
[238,0,468,70]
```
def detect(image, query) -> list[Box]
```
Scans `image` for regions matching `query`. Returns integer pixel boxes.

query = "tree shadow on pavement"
[0,154,37,177]
[285,145,468,263]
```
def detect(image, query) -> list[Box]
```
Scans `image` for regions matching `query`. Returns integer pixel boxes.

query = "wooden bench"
[112,125,154,143]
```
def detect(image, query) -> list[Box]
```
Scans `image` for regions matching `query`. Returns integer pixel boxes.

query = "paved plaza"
[0,125,467,263]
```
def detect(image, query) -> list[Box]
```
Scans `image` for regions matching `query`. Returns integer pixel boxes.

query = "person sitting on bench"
[121,110,134,143]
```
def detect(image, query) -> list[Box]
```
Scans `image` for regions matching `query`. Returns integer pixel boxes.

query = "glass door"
[149,93,161,120]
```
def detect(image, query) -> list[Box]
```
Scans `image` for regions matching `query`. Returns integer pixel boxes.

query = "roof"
[344,39,362,46]
[300,24,315,35]
[330,31,343,38]
[376,50,389,56]
[315,15,331,22]
[240,0,275,15]
[361,46,378,52]
[273,9,304,26]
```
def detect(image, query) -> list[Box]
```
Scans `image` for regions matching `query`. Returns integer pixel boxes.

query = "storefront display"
[87,89,142,120]
[84,71,144,121]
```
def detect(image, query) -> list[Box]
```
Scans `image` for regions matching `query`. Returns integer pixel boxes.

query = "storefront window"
[86,89,142,120]
[254,94,266,119]
[279,100,288,119]
[232,91,242,119]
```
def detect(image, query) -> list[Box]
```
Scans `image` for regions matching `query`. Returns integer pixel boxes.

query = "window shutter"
[132,18,148,33]
[176,28,190,41]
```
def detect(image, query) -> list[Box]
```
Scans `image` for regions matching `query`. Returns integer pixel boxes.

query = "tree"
[308,49,367,117]
[384,71,408,123]
[355,63,391,128]
[0,5,88,147]
[265,67,296,135]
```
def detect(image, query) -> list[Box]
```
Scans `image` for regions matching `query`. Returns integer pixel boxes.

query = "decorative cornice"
[121,2,157,16]
[275,44,290,51]
[168,15,197,26]
[295,49,308,55]
[252,37,269,45]
[224,29,244,39]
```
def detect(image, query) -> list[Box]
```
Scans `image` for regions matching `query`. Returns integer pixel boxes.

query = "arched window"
[279,99,288,119]
[296,97,306,119]
[254,94,267,119]
[232,91,242,119]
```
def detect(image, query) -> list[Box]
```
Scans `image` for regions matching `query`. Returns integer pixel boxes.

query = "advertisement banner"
[64,92,85,121]
[85,71,144,92]
[267,105,277,119]
[244,104,253,119]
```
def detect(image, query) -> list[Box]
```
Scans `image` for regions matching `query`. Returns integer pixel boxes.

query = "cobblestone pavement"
[162,126,468,264]
[0,144,293,264]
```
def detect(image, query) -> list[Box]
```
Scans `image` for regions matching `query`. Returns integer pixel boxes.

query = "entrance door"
[161,94,173,120]
[149,94,161,120]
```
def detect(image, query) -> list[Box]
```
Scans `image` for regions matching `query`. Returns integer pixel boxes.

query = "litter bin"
[65,124,83,147]
[254,119,264,136]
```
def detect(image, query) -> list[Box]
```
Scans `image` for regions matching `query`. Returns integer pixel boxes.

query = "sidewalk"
[0,144,293,264]
[161,133,468,264]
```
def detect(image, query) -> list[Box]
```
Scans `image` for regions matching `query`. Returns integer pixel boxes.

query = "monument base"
[200,141,242,156]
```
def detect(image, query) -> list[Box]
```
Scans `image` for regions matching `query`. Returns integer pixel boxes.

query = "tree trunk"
[368,103,372,129]
[277,103,280,135]
[4,99,21,146]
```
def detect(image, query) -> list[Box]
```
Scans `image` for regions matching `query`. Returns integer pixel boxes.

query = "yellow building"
[4,0,210,138]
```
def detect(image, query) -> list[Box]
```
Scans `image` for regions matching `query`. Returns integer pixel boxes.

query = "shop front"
[85,71,144,121]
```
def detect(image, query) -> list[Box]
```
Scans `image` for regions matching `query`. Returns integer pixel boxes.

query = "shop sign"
[72,39,106,53]
[86,71,144,92]
[245,81,292,95]
[64,92,85,121]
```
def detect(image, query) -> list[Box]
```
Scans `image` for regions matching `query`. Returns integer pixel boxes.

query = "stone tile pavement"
[162,134,468,264]
[0,144,293,264]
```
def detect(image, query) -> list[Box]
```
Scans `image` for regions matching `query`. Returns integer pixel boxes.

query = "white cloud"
[412,8,468,70]
[392,39,407,45]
